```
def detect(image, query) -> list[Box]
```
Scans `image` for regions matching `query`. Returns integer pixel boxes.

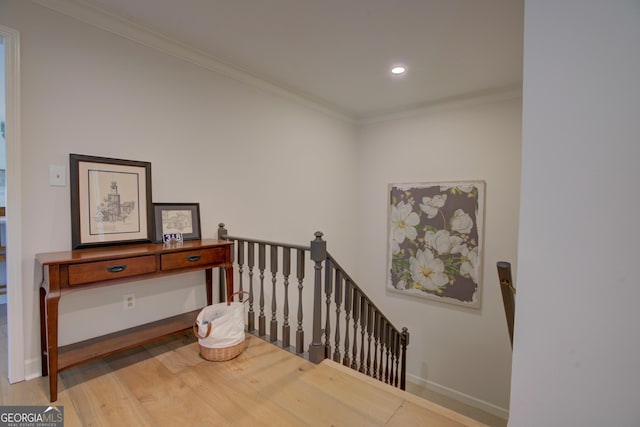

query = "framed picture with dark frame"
[70,154,153,249]
[153,203,201,243]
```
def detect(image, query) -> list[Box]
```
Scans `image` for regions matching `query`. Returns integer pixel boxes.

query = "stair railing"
[218,223,410,390]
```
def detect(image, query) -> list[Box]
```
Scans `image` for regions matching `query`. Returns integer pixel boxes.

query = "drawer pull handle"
[107,264,127,273]
[187,255,201,262]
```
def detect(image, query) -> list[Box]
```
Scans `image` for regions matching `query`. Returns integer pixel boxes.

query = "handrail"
[497,261,515,348]
[223,234,310,252]
[326,252,402,333]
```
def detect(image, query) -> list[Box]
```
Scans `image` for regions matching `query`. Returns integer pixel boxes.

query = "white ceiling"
[85,0,524,120]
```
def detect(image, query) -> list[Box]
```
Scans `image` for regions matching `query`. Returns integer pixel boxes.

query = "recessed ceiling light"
[391,65,406,75]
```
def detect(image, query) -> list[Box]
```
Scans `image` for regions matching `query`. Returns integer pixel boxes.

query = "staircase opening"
[217,223,409,390]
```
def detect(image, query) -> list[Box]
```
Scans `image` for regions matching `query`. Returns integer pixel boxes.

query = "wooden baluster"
[385,322,391,384]
[333,269,342,363]
[378,317,386,382]
[359,297,367,373]
[270,245,278,342]
[372,310,379,379]
[393,331,400,387]
[351,289,359,370]
[390,330,397,387]
[282,247,291,349]
[258,243,266,336]
[237,240,245,302]
[342,280,352,367]
[366,302,373,376]
[247,242,255,332]
[324,259,333,359]
[295,249,305,354]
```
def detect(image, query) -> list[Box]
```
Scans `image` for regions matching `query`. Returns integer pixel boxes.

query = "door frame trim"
[1,24,25,383]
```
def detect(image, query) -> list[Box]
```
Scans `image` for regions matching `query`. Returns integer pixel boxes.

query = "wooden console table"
[36,239,234,402]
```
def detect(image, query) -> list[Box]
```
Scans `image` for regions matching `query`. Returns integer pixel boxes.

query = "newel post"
[400,327,410,390]
[217,223,228,240]
[308,231,326,363]
[217,223,229,301]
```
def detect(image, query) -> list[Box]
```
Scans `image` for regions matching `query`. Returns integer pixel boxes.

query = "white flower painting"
[387,181,485,308]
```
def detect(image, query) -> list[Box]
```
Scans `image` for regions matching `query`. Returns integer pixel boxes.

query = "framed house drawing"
[152,202,201,243]
[70,154,153,249]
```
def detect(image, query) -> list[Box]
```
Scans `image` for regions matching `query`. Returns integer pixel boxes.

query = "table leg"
[39,287,48,377]
[225,264,234,302]
[44,290,61,402]
[205,268,212,306]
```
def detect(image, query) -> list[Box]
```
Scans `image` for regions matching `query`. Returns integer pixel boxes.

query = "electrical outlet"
[123,293,135,310]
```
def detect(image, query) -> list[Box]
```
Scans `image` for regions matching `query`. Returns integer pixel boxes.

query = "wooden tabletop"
[36,239,232,265]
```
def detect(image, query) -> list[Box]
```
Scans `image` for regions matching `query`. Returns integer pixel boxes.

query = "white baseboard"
[24,357,42,381]
[407,373,510,420]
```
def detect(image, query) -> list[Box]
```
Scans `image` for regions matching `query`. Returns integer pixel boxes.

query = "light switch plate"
[49,165,66,186]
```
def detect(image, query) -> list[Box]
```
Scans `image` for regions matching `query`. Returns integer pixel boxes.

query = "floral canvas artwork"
[387,181,485,308]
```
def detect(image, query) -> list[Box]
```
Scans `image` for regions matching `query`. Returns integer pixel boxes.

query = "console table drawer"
[161,248,225,271]
[68,256,157,286]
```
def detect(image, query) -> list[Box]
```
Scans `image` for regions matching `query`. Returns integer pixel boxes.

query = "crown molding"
[31,0,355,123]
[358,84,522,125]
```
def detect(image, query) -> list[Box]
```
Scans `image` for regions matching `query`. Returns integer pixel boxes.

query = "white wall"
[0,1,358,376]
[0,37,5,140]
[356,95,522,415]
[511,1,640,425]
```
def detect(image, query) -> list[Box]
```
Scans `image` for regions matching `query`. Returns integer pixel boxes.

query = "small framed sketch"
[153,203,201,242]
[70,154,153,249]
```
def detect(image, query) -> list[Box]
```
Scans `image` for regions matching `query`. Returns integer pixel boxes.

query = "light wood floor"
[0,306,500,426]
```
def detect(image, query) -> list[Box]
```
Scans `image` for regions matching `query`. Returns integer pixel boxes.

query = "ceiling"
[84,0,524,120]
